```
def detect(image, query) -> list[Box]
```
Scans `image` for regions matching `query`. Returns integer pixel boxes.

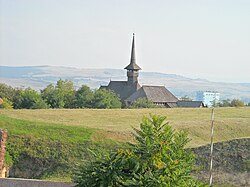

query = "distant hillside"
[0,66,250,103]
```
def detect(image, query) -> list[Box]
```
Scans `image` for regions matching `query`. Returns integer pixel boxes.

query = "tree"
[74,114,205,187]
[230,99,244,107]
[17,88,46,109]
[92,89,121,109]
[41,80,75,108]
[41,84,61,108]
[130,98,155,108]
[0,83,16,101]
[75,85,94,108]
[56,79,75,108]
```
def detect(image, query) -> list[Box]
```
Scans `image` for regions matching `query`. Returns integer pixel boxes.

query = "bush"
[74,114,205,187]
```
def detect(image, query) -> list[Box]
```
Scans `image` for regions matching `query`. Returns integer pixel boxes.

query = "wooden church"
[100,34,178,108]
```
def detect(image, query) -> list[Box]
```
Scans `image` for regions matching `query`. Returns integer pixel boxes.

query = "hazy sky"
[1,0,250,83]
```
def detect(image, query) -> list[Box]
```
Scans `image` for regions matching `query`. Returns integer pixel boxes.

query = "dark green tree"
[74,114,205,187]
[75,85,94,108]
[17,88,46,109]
[41,84,61,108]
[92,89,121,109]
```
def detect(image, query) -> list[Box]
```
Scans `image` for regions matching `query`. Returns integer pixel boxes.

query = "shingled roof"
[125,85,178,103]
[106,81,141,100]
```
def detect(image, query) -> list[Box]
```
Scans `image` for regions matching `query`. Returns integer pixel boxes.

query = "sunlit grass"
[0,107,249,147]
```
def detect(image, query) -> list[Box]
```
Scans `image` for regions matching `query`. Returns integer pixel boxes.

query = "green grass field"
[1,107,249,147]
[0,107,249,182]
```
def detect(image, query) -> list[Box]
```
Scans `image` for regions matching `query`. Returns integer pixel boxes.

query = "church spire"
[124,33,141,70]
[130,33,136,65]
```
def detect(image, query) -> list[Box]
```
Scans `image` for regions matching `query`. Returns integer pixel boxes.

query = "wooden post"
[209,108,215,187]
[0,129,7,178]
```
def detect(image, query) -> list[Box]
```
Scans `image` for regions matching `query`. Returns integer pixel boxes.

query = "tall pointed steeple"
[124,33,142,70]
[125,33,141,85]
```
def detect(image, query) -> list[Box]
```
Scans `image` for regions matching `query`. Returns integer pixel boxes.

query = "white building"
[196,91,220,107]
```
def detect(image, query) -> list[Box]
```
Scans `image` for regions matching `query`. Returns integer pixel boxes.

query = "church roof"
[107,81,141,100]
[125,85,178,103]
[124,33,142,70]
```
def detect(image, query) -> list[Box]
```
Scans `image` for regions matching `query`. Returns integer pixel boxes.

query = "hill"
[1,66,250,103]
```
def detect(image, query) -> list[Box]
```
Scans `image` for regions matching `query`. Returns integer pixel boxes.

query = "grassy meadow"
[0,107,249,181]
[0,107,249,147]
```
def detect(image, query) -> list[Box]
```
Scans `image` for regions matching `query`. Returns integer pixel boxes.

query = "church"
[100,34,178,108]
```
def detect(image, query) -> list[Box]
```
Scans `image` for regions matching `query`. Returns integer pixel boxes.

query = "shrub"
[74,114,205,187]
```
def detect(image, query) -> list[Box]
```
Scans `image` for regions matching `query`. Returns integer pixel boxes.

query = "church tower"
[124,33,141,85]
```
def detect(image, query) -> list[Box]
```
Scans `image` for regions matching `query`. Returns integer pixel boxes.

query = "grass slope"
[0,107,249,183]
[0,114,119,181]
[1,107,249,147]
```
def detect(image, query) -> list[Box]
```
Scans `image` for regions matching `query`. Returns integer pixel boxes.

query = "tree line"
[218,99,249,107]
[0,80,122,109]
[1,80,249,109]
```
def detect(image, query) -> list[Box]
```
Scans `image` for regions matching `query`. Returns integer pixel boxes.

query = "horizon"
[1,64,250,84]
[1,0,250,83]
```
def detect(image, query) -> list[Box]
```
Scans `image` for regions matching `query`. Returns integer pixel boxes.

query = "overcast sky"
[0,0,250,83]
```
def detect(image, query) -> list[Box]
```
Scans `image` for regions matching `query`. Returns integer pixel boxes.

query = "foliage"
[75,85,94,108]
[0,97,13,109]
[40,80,121,109]
[219,99,245,107]
[0,83,16,101]
[41,80,75,108]
[74,114,205,187]
[130,98,155,108]
[17,88,47,109]
[92,89,122,109]
[56,79,75,108]
[230,99,244,107]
